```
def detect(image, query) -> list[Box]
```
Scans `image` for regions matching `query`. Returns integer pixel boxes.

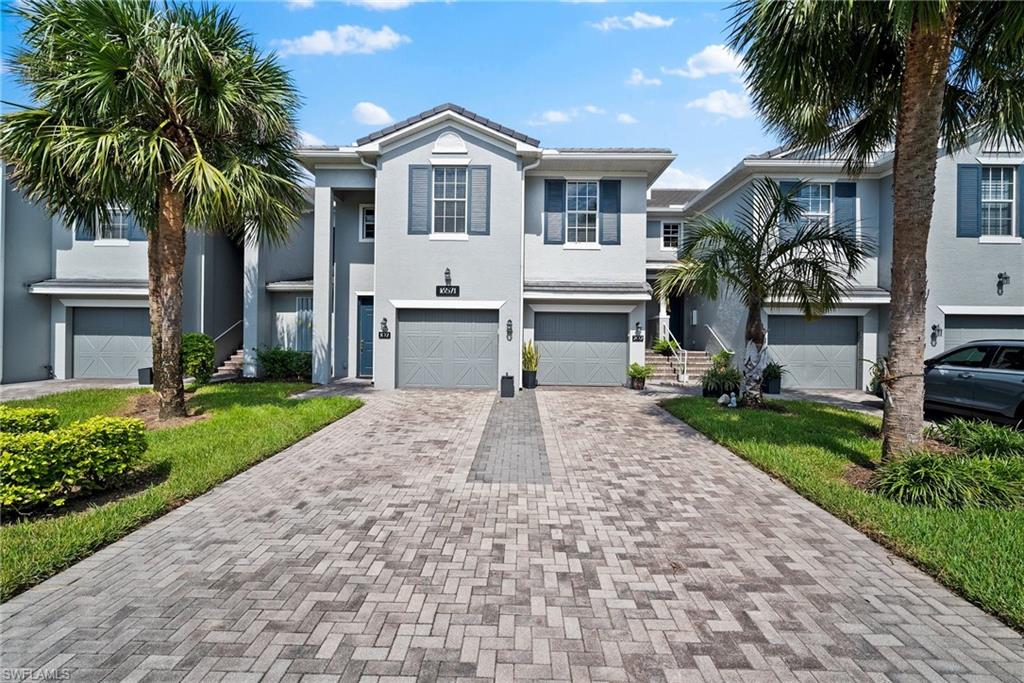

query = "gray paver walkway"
[2,387,1022,682]
[469,392,550,484]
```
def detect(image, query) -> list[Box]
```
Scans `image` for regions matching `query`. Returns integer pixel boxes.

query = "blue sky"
[0,0,779,188]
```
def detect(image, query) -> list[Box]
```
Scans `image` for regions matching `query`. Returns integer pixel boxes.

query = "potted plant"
[701,351,742,397]
[652,338,679,356]
[867,356,888,398]
[627,362,654,390]
[522,341,539,389]
[761,361,784,395]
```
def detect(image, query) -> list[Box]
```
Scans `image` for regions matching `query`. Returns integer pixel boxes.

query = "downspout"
[520,155,542,388]
[360,154,379,382]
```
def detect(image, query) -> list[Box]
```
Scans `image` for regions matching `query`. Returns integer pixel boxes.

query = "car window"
[990,346,1024,371]
[936,346,992,368]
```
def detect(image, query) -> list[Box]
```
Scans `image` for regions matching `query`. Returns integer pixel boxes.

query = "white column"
[312,186,333,385]
[242,239,261,378]
[656,296,670,339]
[51,300,70,379]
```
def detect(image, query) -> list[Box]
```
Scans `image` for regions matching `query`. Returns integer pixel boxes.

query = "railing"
[659,320,689,381]
[213,319,243,343]
[705,324,733,355]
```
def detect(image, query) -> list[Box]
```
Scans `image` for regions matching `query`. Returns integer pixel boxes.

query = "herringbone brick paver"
[1,388,1022,682]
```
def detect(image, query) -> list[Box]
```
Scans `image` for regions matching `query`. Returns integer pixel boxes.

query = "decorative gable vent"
[433,132,467,155]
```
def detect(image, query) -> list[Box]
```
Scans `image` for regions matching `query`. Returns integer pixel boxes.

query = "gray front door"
[534,312,628,386]
[397,309,498,388]
[73,308,152,379]
[767,315,859,388]
[945,315,1024,350]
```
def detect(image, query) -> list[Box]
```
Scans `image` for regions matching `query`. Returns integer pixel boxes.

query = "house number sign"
[436,285,460,297]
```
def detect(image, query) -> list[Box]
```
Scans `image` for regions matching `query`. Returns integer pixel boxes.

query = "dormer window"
[433,167,467,233]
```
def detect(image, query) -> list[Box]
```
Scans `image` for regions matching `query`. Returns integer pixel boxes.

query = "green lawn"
[1,382,361,601]
[662,397,1024,631]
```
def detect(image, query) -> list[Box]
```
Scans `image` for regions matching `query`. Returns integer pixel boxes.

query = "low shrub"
[628,362,654,379]
[181,332,216,386]
[0,406,58,434]
[1,416,147,510]
[701,364,742,395]
[522,341,539,372]
[927,417,1024,458]
[652,338,679,356]
[257,347,312,381]
[872,451,1024,510]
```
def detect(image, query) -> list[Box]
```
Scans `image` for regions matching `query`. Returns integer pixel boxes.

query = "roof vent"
[433,132,467,155]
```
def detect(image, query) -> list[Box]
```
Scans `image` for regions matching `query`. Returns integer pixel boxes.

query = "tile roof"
[555,147,673,154]
[356,103,541,147]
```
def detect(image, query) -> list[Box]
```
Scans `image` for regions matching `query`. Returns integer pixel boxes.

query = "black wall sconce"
[997,272,1011,296]
[378,317,391,339]
[632,322,644,342]
[444,268,452,286]
[930,323,942,347]
[506,319,513,341]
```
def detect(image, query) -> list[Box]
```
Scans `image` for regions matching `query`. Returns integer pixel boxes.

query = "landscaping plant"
[627,363,654,390]
[731,1,1024,459]
[0,406,58,434]
[0,0,305,419]
[927,418,1024,459]
[871,452,1024,510]
[656,179,868,407]
[700,351,742,397]
[522,341,539,372]
[256,347,312,381]
[181,333,216,386]
[652,338,679,356]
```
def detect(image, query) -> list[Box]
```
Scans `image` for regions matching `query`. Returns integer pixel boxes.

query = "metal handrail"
[705,324,732,354]
[212,319,243,343]
[659,321,688,380]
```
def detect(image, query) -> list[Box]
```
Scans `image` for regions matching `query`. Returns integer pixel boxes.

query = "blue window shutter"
[956,164,981,237]
[598,179,621,245]
[543,179,566,244]
[834,182,856,235]
[777,180,798,239]
[408,165,431,234]
[778,180,797,195]
[126,212,147,241]
[467,165,490,235]
[75,215,95,241]
[1018,165,1023,236]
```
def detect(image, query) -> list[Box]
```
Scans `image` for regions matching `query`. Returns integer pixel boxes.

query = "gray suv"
[924,340,1024,423]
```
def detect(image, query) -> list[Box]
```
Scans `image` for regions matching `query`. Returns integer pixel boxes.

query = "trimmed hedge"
[182,332,216,385]
[0,406,59,435]
[0,416,147,510]
[257,347,312,381]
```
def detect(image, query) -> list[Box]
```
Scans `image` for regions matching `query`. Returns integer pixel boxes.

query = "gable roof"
[648,189,701,208]
[355,103,541,148]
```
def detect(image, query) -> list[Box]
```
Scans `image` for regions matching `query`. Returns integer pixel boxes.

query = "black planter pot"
[762,377,782,395]
[629,376,646,390]
[138,367,153,386]
[702,386,716,398]
[523,370,537,389]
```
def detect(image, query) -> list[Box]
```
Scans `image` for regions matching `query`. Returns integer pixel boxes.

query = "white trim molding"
[767,306,871,317]
[938,305,1024,316]
[359,204,375,243]
[32,284,148,297]
[528,303,638,314]
[57,298,150,308]
[524,291,651,302]
[389,299,506,310]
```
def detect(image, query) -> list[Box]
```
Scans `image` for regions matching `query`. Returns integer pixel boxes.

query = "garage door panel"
[945,315,1024,350]
[397,310,497,389]
[535,313,627,386]
[768,315,858,389]
[74,308,152,379]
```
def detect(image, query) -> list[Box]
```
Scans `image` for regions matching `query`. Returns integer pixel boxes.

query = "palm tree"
[0,0,304,418]
[730,1,1024,457]
[656,179,869,405]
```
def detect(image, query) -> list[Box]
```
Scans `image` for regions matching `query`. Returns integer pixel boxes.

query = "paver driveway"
[2,388,1023,682]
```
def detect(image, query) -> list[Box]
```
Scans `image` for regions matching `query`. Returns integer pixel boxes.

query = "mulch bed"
[119,391,209,430]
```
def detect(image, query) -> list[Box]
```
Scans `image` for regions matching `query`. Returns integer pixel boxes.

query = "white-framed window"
[360,205,375,242]
[662,222,681,250]
[97,205,136,241]
[432,166,467,233]
[981,166,1015,236]
[566,180,599,244]
[795,183,832,224]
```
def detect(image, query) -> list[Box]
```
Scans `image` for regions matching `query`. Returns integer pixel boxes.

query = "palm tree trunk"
[155,176,188,419]
[882,8,957,460]
[147,218,163,394]
[741,305,767,406]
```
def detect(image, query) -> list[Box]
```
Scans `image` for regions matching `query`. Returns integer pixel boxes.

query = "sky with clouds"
[0,0,779,189]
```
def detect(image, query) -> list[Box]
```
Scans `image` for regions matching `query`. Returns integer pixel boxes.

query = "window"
[981,166,1015,236]
[432,167,467,233]
[566,181,598,244]
[360,205,375,242]
[662,222,680,250]
[97,206,137,241]
[781,184,831,238]
[936,345,993,368]
[991,346,1024,371]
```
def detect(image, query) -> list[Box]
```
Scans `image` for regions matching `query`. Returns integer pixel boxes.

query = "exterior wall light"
[997,272,1011,296]
[378,317,391,339]
[506,319,513,341]
[444,268,452,286]
[632,322,644,342]
[930,323,942,347]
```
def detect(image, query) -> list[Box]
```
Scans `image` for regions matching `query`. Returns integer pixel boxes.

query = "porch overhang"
[524,280,651,302]
[28,278,148,298]
[768,287,892,307]
[266,279,314,293]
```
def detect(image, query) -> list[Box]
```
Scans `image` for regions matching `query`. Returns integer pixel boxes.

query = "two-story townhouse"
[0,163,244,384]
[244,103,675,390]
[678,136,1024,391]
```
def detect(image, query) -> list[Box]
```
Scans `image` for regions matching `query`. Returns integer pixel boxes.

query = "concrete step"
[212,348,245,382]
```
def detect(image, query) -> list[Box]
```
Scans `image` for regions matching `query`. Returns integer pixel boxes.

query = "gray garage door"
[74,308,152,379]
[534,312,628,386]
[945,315,1024,350]
[767,315,859,388]
[397,309,498,388]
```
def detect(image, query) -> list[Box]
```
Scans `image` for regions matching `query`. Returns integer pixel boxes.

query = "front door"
[668,296,685,345]
[357,297,374,378]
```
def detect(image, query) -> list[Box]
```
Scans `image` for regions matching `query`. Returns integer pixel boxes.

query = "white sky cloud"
[686,89,752,119]
[298,130,326,146]
[625,68,660,87]
[275,25,410,56]
[528,105,608,126]
[654,166,712,189]
[583,104,605,114]
[589,11,674,32]
[347,0,414,9]
[662,44,743,79]
[616,113,637,125]
[286,0,315,9]
[353,101,394,125]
